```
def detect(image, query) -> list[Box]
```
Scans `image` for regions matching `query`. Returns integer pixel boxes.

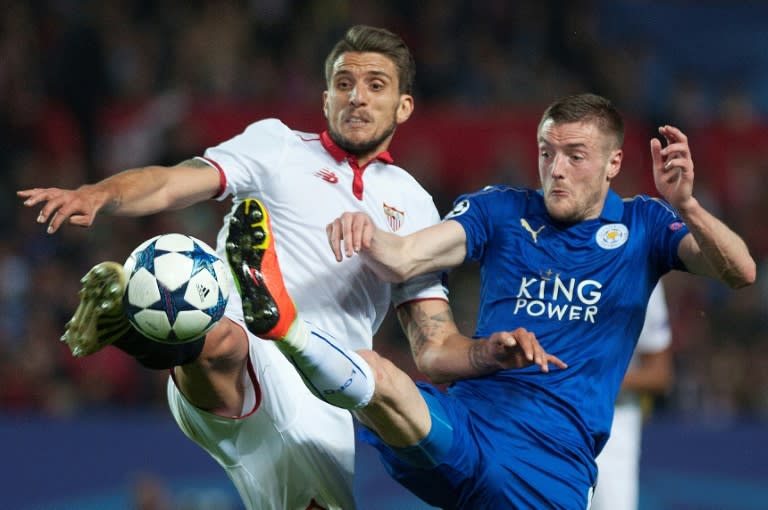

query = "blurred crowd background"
[2,0,767,439]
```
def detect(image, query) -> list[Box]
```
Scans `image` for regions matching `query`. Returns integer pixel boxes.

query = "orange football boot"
[226,198,297,340]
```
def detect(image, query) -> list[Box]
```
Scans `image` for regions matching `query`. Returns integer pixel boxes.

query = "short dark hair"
[324,25,415,95]
[539,93,625,149]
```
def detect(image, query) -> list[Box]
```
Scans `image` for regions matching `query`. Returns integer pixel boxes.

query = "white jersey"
[592,282,671,510]
[167,119,447,509]
[208,118,446,350]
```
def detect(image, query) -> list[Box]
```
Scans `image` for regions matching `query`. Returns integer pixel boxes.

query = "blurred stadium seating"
[2,1,766,508]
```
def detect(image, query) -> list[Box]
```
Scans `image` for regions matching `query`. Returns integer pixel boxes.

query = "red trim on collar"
[320,131,347,163]
[320,130,395,165]
[320,131,394,201]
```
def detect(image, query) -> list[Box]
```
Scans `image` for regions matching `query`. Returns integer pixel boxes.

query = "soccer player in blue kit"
[319,93,756,508]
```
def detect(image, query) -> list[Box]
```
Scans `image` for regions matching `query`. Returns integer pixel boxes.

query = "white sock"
[276,321,375,410]
[279,316,311,351]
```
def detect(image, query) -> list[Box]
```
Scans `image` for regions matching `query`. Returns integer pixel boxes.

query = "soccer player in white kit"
[592,282,673,510]
[18,25,455,510]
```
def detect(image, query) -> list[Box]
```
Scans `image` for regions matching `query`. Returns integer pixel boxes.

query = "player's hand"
[17,185,107,234]
[484,328,567,373]
[326,211,376,262]
[650,125,695,211]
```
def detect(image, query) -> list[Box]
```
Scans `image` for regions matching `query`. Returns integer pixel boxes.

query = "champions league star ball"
[123,233,230,343]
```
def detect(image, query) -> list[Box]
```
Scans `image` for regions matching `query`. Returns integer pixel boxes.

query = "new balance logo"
[521,218,545,243]
[314,169,339,184]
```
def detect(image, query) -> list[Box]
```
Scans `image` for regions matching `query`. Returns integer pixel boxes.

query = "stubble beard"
[544,198,577,225]
[544,186,604,225]
[328,120,397,158]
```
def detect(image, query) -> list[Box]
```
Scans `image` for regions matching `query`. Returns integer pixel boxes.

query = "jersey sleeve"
[442,187,503,263]
[642,196,690,274]
[202,118,290,201]
[391,271,449,307]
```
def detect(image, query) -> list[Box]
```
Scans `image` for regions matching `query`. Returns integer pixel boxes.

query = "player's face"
[537,119,622,224]
[323,52,413,163]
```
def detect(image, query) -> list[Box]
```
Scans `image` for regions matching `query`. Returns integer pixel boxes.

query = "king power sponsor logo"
[513,273,602,323]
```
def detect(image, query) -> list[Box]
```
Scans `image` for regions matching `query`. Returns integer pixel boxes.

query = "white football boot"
[61,261,131,357]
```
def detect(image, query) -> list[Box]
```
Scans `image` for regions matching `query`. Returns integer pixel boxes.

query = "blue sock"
[390,390,454,468]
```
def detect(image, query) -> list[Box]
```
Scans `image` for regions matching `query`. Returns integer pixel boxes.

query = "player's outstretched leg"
[226,198,297,340]
[226,198,374,410]
[61,261,132,357]
[62,261,206,369]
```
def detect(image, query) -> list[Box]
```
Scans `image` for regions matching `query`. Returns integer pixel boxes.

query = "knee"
[196,318,249,371]
[356,349,403,402]
[356,349,380,367]
[356,349,387,381]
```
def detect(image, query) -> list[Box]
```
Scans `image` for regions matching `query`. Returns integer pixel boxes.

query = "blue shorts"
[359,382,595,509]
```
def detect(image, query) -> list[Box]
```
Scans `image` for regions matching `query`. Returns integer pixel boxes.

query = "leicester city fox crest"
[596,223,629,250]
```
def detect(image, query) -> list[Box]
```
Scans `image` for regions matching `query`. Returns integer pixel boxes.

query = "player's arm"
[675,213,754,288]
[17,159,221,234]
[396,299,566,384]
[620,348,673,395]
[650,125,756,288]
[327,213,467,282]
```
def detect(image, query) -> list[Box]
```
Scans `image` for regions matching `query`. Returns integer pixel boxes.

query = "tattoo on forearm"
[398,305,454,358]
[469,341,495,373]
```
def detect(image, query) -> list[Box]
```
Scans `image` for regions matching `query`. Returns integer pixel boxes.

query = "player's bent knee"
[356,349,383,375]
[195,318,249,371]
[356,350,414,408]
[357,350,394,392]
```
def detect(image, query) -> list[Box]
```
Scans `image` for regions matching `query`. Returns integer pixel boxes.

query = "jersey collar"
[320,130,395,166]
[600,189,624,222]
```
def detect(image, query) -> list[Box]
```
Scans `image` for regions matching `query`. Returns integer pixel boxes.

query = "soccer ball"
[123,233,230,343]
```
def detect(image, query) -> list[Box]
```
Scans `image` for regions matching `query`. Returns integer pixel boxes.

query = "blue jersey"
[446,186,687,459]
[362,185,690,509]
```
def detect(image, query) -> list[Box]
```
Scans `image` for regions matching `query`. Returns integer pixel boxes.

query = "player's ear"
[396,94,414,124]
[606,149,622,180]
[322,91,330,118]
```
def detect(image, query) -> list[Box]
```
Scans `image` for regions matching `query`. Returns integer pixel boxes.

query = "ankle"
[275,319,309,353]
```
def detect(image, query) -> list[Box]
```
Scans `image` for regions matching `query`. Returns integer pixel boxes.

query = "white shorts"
[167,320,356,510]
[592,401,643,510]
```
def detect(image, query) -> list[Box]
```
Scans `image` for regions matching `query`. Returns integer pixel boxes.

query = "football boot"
[61,261,133,356]
[226,198,297,340]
